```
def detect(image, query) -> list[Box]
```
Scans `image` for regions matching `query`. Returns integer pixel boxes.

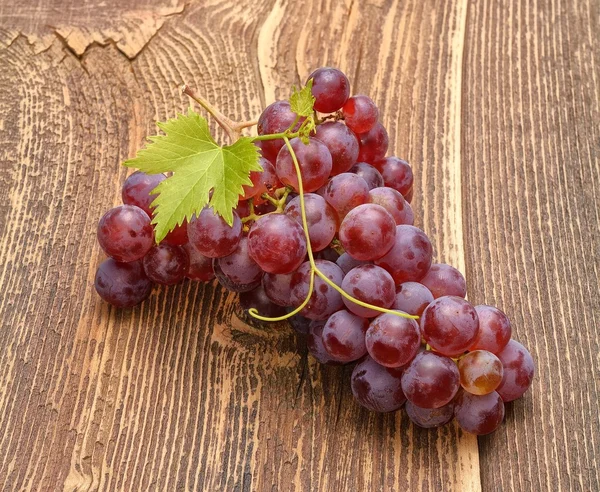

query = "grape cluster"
[94,67,534,435]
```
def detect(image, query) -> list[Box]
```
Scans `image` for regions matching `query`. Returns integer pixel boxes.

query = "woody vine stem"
[182,85,418,323]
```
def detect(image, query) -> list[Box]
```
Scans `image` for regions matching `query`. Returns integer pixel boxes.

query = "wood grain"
[0,0,598,490]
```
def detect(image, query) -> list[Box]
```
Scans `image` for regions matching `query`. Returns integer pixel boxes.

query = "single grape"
[95,258,153,308]
[335,253,371,275]
[290,260,344,320]
[374,225,433,284]
[307,67,350,113]
[314,247,340,262]
[314,121,359,175]
[214,237,263,292]
[276,137,333,192]
[342,95,379,134]
[262,271,296,307]
[241,158,280,202]
[496,339,535,402]
[373,156,413,198]
[239,285,287,318]
[188,207,242,258]
[405,400,455,428]
[356,122,389,163]
[322,310,369,362]
[97,205,154,262]
[143,244,189,285]
[365,313,421,367]
[470,305,512,354]
[393,282,434,316]
[288,314,312,335]
[350,162,384,190]
[162,221,188,246]
[248,214,307,274]
[284,193,337,251]
[323,173,370,220]
[351,356,406,412]
[368,187,413,225]
[454,390,505,435]
[183,243,215,282]
[421,296,479,357]
[341,264,396,318]
[339,204,396,261]
[307,320,339,364]
[401,351,460,409]
[257,100,305,160]
[121,171,165,217]
[458,350,504,395]
[419,263,467,298]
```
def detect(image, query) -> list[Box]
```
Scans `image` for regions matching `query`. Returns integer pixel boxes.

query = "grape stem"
[182,85,257,141]
[248,137,419,322]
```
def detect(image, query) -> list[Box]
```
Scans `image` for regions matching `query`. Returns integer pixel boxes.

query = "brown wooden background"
[0,0,598,490]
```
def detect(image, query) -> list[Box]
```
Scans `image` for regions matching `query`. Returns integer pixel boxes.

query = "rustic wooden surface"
[0,0,598,490]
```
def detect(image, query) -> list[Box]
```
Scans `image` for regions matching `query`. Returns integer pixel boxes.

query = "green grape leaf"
[123,108,261,242]
[289,79,315,118]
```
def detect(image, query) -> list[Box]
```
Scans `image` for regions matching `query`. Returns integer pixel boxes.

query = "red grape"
[368,187,413,225]
[290,260,344,320]
[421,296,479,357]
[470,305,512,354]
[95,258,153,308]
[401,351,460,409]
[307,67,350,113]
[314,121,359,175]
[183,243,214,281]
[351,356,406,412]
[121,171,165,217]
[339,204,396,261]
[257,101,305,160]
[341,264,396,318]
[454,390,505,435]
[323,172,370,220]
[214,237,263,292]
[373,156,413,198]
[248,214,307,274]
[342,95,379,134]
[262,271,296,307]
[356,122,389,163]
[322,310,369,362]
[97,205,154,262]
[496,339,535,402]
[365,313,421,367]
[336,253,371,275]
[374,225,433,284]
[285,193,337,251]
[143,244,189,285]
[393,282,434,316]
[350,162,384,190]
[188,207,242,258]
[276,137,332,192]
[419,263,467,298]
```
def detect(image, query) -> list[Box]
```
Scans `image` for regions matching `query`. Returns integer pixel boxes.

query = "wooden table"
[1,0,598,490]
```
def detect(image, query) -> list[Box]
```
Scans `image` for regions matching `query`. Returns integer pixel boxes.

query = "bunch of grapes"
[94,67,534,436]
